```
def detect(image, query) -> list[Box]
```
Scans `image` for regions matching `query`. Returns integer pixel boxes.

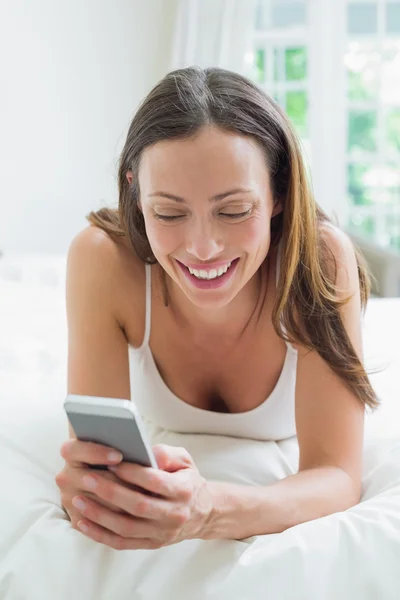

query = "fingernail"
[82,475,97,489]
[72,497,86,511]
[108,465,117,472]
[108,451,123,462]
[78,521,89,532]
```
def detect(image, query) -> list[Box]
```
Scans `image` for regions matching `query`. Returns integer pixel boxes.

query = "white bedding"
[0,255,399,600]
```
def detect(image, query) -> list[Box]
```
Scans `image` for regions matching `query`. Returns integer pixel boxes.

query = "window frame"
[252,0,400,247]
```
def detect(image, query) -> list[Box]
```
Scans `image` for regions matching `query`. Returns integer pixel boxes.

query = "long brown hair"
[87,66,381,410]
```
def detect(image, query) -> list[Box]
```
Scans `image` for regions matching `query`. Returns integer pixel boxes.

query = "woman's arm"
[66,225,132,418]
[202,227,365,540]
[202,466,359,539]
[58,225,134,523]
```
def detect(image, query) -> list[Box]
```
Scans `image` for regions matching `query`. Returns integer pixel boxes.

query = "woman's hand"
[62,443,215,550]
[55,439,131,532]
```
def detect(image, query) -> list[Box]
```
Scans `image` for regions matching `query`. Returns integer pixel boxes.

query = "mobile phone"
[63,394,158,470]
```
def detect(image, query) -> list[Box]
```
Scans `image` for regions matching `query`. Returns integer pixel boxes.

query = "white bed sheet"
[0,255,399,599]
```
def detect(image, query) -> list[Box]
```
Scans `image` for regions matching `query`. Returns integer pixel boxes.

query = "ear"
[126,170,143,212]
[271,200,283,218]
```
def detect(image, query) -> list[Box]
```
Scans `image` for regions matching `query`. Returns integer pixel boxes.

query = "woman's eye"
[220,209,252,219]
[154,208,252,221]
[154,214,184,221]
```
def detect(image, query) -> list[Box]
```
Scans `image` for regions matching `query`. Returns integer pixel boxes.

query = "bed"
[0,254,399,599]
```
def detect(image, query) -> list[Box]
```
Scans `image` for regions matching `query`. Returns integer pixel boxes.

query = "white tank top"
[128,239,298,441]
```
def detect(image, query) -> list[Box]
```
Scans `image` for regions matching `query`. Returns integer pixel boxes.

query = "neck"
[163,260,269,343]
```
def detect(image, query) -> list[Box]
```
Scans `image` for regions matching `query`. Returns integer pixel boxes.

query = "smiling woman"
[86,65,378,411]
[59,65,384,544]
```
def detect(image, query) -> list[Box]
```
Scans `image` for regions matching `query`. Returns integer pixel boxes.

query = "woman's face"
[129,126,282,309]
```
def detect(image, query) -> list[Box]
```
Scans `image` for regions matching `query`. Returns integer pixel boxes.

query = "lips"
[175,257,240,290]
[176,258,238,271]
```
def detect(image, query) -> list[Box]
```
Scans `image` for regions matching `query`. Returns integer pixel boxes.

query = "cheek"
[144,219,181,255]
[240,217,270,249]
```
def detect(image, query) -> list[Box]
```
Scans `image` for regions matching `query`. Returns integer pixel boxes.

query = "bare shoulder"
[288,222,360,353]
[319,221,359,294]
[68,224,139,269]
[319,220,354,253]
[67,225,146,344]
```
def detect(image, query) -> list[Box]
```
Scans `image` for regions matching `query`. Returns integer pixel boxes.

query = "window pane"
[345,42,380,101]
[348,208,376,238]
[254,48,266,83]
[271,0,307,28]
[349,162,400,206]
[348,111,378,152]
[382,41,400,104]
[387,211,400,252]
[286,47,307,80]
[347,164,376,205]
[347,3,378,35]
[386,108,400,153]
[254,0,267,30]
[376,164,400,202]
[286,90,308,137]
[381,167,400,250]
[386,2,400,34]
[274,47,307,81]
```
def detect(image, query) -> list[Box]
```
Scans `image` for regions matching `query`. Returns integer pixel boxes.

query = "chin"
[184,291,238,311]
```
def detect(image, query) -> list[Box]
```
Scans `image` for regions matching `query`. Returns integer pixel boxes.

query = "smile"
[175,258,240,290]
[187,262,232,280]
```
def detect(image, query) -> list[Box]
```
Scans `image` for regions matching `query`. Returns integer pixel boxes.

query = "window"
[249,0,311,173]
[346,1,400,252]
[248,0,400,254]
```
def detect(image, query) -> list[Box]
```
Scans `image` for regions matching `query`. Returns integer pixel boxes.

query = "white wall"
[0,0,178,254]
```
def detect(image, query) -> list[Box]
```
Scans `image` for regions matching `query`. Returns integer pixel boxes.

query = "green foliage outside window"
[274,47,307,81]
[254,48,265,83]
[286,91,308,137]
[346,42,400,252]
[348,164,374,206]
[348,111,377,153]
[252,47,308,138]
[386,108,400,153]
[348,68,378,102]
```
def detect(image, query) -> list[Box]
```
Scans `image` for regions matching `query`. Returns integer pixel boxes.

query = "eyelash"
[155,209,252,221]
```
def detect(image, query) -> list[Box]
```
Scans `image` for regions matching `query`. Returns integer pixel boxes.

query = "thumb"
[152,444,193,472]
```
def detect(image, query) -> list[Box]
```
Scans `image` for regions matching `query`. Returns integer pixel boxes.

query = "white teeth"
[217,265,227,276]
[188,261,232,280]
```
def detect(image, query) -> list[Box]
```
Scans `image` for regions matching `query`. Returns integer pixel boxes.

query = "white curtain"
[170,0,257,75]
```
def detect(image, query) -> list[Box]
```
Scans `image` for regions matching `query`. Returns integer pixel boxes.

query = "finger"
[60,439,123,467]
[76,518,161,551]
[109,462,189,499]
[80,471,170,520]
[152,444,194,472]
[56,468,131,515]
[72,494,164,540]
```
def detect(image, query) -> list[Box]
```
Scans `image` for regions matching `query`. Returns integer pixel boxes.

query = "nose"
[185,218,224,262]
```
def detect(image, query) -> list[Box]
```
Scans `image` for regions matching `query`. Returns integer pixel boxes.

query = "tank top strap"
[142,263,152,347]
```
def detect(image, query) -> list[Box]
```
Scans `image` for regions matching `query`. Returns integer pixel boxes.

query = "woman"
[56,66,379,550]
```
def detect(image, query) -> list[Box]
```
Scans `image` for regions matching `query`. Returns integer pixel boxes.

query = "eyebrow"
[148,187,253,203]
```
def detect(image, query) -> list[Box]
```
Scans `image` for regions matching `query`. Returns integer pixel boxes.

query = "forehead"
[139,127,270,192]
